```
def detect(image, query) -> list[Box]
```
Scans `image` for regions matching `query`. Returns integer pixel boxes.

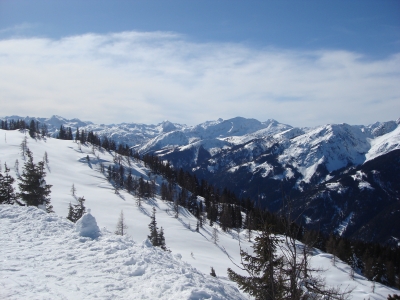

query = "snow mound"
[0,205,245,300]
[75,209,101,239]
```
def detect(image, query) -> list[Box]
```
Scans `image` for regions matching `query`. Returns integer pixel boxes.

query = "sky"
[0,0,399,127]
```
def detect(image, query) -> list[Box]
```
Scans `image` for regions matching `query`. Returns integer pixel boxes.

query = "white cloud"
[0,31,399,127]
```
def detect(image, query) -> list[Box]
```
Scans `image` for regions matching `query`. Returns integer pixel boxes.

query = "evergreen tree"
[74,196,86,220]
[210,267,217,277]
[67,202,75,222]
[187,193,198,215]
[20,136,28,158]
[228,225,283,300]
[67,127,73,140]
[138,176,146,199]
[40,123,48,137]
[66,196,86,222]
[0,163,17,204]
[18,149,53,212]
[29,120,36,138]
[148,207,159,245]
[126,171,133,193]
[75,127,80,142]
[160,182,167,200]
[58,125,66,139]
[147,207,168,251]
[158,227,168,251]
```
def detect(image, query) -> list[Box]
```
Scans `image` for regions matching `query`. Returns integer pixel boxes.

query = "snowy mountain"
[2,115,400,244]
[290,149,400,245]
[1,129,399,299]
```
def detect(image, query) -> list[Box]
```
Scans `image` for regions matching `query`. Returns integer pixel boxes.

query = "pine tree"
[18,149,53,212]
[75,127,80,142]
[75,196,86,220]
[67,202,75,221]
[115,210,128,236]
[210,267,217,277]
[67,127,73,140]
[20,136,28,158]
[158,227,168,251]
[66,196,86,222]
[58,125,66,139]
[228,225,283,300]
[126,171,133,193]
[29,120,36,138]
[40,123,48,137]
[187,193,198,215]
[0,163,17,204]
[148,207,159,246]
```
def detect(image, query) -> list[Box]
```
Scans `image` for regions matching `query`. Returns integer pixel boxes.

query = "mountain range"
[2,114,400,245]
[1,128,399,299]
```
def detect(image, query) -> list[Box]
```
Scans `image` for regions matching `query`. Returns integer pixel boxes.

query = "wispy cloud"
[0,31,399,126]
[0,23,38,36]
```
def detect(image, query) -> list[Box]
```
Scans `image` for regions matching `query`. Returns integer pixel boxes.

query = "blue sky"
[0,0,399,126]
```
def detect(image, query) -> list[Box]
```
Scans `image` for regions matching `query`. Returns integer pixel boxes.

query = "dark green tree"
[0,163,17,204]
[147,207,168,251]
[158,226,168,251]
[148,206,159,245]
[29,120,36,138]
[126,170,134,193]
[58,125,66,139]
[67,196,86,223]
[18,149,53,212]
[228,225,283,300]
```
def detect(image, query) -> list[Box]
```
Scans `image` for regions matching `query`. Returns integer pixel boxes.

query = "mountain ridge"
[2,114,399,244]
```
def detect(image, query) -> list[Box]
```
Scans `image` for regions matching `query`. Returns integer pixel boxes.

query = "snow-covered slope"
[278,123,370,183]
[1,129,399,299]
[366,122,400,161]
[0,205,244,300]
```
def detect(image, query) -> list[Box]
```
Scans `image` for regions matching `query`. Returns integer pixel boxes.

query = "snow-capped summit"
[159,120,178,133]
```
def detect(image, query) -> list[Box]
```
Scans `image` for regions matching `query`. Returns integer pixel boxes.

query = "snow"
[278,123,370,182]
[0,205,244,300]
[335,212,354,236]
[4,115,400,189]
[75,209,101,239]
[1,129,399,299]
[366,124,400,161]
[358,181,374,191]
[326,182,348,194]
[351,170,374,192]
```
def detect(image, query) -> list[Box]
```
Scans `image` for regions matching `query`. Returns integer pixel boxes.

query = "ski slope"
[0,129,398,299]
